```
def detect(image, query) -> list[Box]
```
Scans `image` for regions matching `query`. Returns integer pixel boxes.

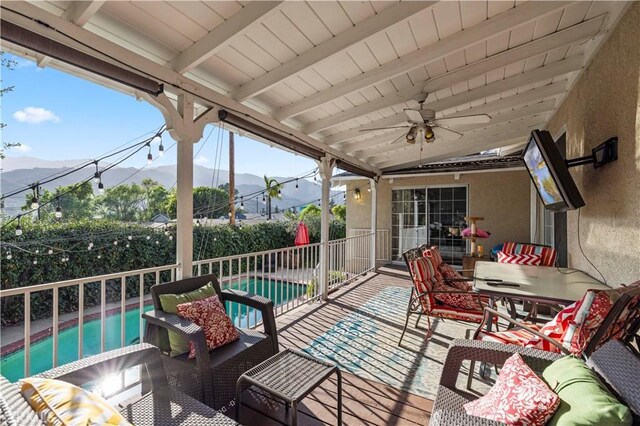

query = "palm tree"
[263,175,283,220]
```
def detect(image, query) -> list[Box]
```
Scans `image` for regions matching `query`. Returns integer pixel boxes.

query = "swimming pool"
[0,278,305,382]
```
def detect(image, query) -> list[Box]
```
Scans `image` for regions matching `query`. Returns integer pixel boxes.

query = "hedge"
[1,218,346,325]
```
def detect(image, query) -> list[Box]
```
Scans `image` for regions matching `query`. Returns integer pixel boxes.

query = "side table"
[235,349,342,425]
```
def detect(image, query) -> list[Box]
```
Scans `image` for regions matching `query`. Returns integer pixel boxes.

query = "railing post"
[317,156,336,301]
[369,177,378,271]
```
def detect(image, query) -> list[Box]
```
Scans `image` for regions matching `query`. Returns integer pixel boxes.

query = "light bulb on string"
[15,217,22,236]
[295,179,299,190]
[30,187,39,210]
[240,197,244,209]
[147,146,153,165]
[93,162,101,183]
[98,181,105,195]
[55,205,62,219]
[262,193,266,203]
[158,143,165,158]
[6,251,12,260]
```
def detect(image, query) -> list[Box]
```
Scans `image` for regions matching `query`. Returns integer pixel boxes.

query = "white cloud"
[194,155,209,166]
[11,144,32,153]
[13,107,61,124]
[13,58,35,69]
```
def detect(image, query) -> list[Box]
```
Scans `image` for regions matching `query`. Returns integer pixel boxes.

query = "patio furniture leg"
[467,360,475,390]
[415,312,422,328]
[291,401,298,426]
[425,316,433,339]
[398,311,411,346]
[336,368,343,425]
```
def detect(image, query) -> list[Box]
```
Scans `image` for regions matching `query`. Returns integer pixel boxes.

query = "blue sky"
[2,53,317,177]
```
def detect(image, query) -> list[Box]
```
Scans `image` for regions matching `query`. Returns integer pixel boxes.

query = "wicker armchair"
[429,339,640,425]
[143,273,279,409]
[0,344,237,426]
[430,339,563,426]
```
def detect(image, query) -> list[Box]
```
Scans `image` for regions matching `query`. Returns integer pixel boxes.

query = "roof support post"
[143,92,220,279]
[317,156,336,301]
[369,177,378,271]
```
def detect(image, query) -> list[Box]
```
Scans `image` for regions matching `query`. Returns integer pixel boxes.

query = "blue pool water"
[0,278,304,382]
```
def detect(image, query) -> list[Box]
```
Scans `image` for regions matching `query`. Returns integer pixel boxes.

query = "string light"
[30,186,39,210]
[93,162,101,183]
[147,144,153,165]
[295,179,299,190]
[15,217,22,236]
[278,188,282,196]
[6,251,12,260]
[262,193,266,203]
[158,142,165,158]
[240,197,244,208]
[55,204,62,219]
[98,181,105,194]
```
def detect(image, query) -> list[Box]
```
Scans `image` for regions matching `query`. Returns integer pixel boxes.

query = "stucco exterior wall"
[546,3,640,285]
[346,170,531,261]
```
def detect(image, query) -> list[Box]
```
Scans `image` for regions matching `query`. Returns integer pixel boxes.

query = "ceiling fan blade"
[434,126,463,140]
[437,114,492,126]
[358,126,411,132]
[403,109,424,123]
[391,133,408,144]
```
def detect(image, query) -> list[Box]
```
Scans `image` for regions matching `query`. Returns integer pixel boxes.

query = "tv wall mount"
[565,137,618,169]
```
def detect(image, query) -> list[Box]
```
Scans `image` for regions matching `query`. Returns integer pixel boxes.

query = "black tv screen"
[522,130,585,212]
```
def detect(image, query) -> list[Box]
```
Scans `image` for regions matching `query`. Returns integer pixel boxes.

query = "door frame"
[390,183,470,264]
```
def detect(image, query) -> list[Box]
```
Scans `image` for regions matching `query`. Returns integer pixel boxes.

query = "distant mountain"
[1,157,340,215]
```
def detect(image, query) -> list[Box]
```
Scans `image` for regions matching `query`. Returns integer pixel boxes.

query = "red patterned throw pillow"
[464,353,560,425]
[176,295,240,359]
[438,263,471,291]
[497,251,542,266]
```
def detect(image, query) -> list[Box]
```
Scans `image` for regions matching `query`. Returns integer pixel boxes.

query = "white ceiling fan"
[360,93,492,145]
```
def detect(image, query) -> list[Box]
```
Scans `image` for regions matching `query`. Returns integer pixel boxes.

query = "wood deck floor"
[236,267,436,425]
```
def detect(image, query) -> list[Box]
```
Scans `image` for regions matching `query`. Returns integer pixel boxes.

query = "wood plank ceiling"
[7,1,631,172]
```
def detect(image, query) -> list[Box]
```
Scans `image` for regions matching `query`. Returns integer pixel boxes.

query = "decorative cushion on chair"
[437,263,472,291]
[176,294,240,359]
[432,280,481,311]
[542,356,632,426]
[159,282,216,357]
[409,257,439,312]
[497,251,542,266]
[422,246,443,267]
[502,242,558,267]
[21,378,131,425]
[463,353,560,425]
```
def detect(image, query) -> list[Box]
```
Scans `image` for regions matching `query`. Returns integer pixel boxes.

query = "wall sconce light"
[354,188,362,201]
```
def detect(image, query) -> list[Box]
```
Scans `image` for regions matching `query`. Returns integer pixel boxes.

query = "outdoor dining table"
[472,261,609,305]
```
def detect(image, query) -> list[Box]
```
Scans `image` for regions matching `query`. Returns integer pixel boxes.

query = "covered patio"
[1,1,639,425]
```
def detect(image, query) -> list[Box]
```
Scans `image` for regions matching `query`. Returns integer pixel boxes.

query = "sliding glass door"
[392,185,468,266]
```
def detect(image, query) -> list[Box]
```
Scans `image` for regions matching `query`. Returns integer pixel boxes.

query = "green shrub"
[0,219,346,325]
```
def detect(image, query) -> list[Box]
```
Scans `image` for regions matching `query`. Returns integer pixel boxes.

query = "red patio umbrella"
[294,222,309,246]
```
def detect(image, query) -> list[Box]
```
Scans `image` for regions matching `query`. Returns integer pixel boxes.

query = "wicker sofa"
[0,344,237,425]
[429,339,639,425]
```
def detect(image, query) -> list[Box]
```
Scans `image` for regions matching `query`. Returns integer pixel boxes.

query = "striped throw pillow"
[410,257,439,311]
[21,378,131,425]
[422,246,444,267]
[497,251,542,266]
[502,243,558,267]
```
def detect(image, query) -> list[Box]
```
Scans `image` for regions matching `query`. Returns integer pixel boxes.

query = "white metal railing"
[328,232,374,291]
[0,264,178,377]
[193,242,322,328]
[0,232,378,379]
[349,228,390,262]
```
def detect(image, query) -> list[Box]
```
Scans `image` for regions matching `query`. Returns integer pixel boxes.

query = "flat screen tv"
[522,130,585,212]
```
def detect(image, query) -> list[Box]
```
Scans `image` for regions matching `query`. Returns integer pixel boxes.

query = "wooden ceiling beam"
[340,80,567,154]
[170,1,283,74]
[62,1,105,27]
[273,1,572,122]
[302,15,603,134]
[325,55,581,145]
[231,1,436,102]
